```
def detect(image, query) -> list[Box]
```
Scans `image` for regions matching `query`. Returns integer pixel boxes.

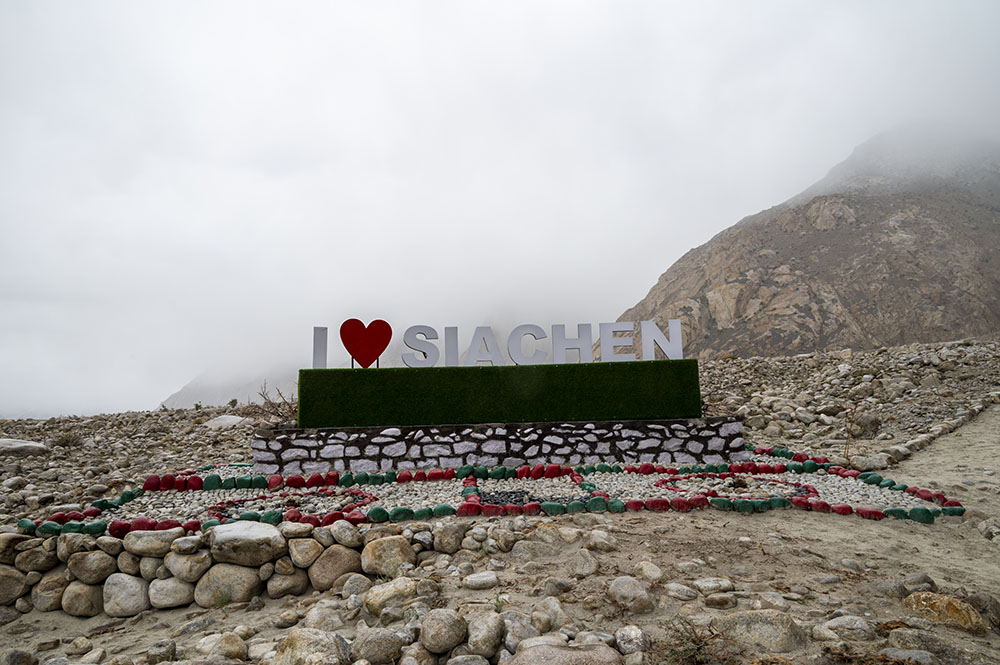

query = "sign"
[313,319,682,369]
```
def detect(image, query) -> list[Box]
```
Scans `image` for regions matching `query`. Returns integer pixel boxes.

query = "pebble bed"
[11,444,965,539]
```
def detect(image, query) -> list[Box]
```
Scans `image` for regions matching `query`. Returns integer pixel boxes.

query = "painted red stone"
[623,465,637,474]
[544,464,561,479]
[842,470,861,478]
[306,473,324,488]
[342,504,356,513]
[943,500,963,507]
[856,507,885,520]
[756,464,773,474]
[789,496,811,510]
[283,509,302,522]
[131,517,157,531]
[187,475,203,491]
[830,504,853,515]
[728,463,742,473]
[160,474,175,491]
[503,504,522,515]
[286,475,306,488]
[83,507,101,518]
[268,474,283,490]
[340,318,392,368]
[397,471,413,483]
[300,515,320,527]
[320,512,342,526]
[905,486,919,494]
[325,471,340,486]
[773,464,787,474]
[645,498,670,511]
[522,502,541,515]
[814,457,830,464]
[428,469,444,482]
[571,474,584,484]
[625,500,645,511]
[414,471,427,482]
[156,519,182,530]
[655,465,667,474]
[688,495,710,509]
[670,497,693,512]
[66,511,86,521]
[47,512,67,525]
[142,475,161,491]
[464,494,481,504]
[108,519,130,538]
[932,492,947,505]
[457,502,481,516]
[174,477,188,492]
[665,467,679,475]
[915,489,934,502]
[591,491,610,499]
[741,462,758,473]
[809,500,831,513]
[754,447,768,455]
[638,464,656,475]
[344,510,367,525]
[530,465,545,480]
[182,519,201,532]
[516,466,531,479]
[480,504,504,516]
[443,468,456,480]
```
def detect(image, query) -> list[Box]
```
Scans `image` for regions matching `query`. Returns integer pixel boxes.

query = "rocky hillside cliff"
[620,129,1000,359]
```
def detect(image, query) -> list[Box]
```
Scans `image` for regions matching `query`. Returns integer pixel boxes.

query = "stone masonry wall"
[252,417,745,476]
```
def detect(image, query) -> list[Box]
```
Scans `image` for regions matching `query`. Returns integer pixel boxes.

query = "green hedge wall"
[298,359,701,428]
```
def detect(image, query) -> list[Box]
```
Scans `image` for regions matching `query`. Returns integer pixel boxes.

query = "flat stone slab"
[0,439,49,457]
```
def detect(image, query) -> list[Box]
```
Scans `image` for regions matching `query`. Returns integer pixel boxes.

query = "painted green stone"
[857,472,874,480]
[596,463,612,473]
[611,465,623,473]
[354,472,369,485]
[690,465,703,474]
[461,486,479,497]
[787,462,803,474]
[540,502,566,516]
[891,483,908,491]
[942,506,966,516]
[252,475,268,489]
[198,464,214,471]
[238,511,260,521]
[235,475,252,489]
[203,474,223,491]
[369,474,384,486]
[586,497,607,512]
[91,499,115,511]
[456,465,474,479]
[732,499,755,514]
[339,473,355,488]
[260,510,282,524]
[579,482,597,492]
[878,478,895,488]
[608,499,626,513]
[433,504,456,517]
[389,507,414,522]
[120,490,136,503]
[802,460,818,473]
[909,507,934,524]
[710,497,732,511]
[864,474,883,485]
[221,477,236,490]
[566,501,586,514]
[574,465,586,474]
[473,466,489,479]
[928,508,942,517]
[413,507,433,520]
[383,471,397,483]
[678,466,691,474]
[37,521,61,536]
[134,489,145,498]
[61,522,84,533]
[769,497,791,510]
[16,519,36,533]
[488,467,506,480]
[505,468,518,479]
[584,464,597,474]
[82,520,106,535]
[368,507,389,522]
[201,519,221,529]
[884,508,908,519]
[752,500,770,512]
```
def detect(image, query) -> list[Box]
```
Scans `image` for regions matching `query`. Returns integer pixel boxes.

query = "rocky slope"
[618,129,1000,359]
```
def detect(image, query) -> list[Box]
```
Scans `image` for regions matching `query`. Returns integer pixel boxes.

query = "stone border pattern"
[250,417,746,476]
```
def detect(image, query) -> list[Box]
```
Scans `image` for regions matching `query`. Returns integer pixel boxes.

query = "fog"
[1,1,999,418]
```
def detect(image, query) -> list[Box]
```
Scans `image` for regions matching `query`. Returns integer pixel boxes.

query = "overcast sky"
[2,1,999,418]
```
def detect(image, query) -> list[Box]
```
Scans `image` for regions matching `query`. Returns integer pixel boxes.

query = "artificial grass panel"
[298,359,701,428]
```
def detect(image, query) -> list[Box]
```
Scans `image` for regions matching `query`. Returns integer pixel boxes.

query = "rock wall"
[251,417,745,476]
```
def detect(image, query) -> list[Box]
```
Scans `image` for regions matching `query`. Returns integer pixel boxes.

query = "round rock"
[103,573,151,617]
[149,577,196,609]
[307,544,362,592]
[210,522,287,567]
[193,563,264,608]
[420,608,468,653]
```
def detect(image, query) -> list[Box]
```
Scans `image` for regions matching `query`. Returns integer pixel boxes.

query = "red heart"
[340,319,392,368]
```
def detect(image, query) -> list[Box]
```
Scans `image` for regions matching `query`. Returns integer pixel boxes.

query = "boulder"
[149,577,196,609]
[0,535,31,565]
[287,538,324,568]
[614,626,650,655]
[272,628,350,665]
[196,632,247,660]
[31,566,69,611]
[56,533,94,562]
[61,581,103,617]
[0,439,48,457]
[608,576,653,613]
[506,644,622,664]
[365,576,418,616]
[351,626,404,664]
[67,551,117,585]
[713,610,807,653]
[328,520,363,548]
[210,522,287,567]
[103,573,151,617]
[466,611,505,657]
[903,592,988,634]
[164,550,212,582]
[307,545,362,592]
[432,522,467,554]
[13,547,58,573]
[193,563,264,608]
[361,536,417,578]
[123,528,185,557]
[823,615,877,641]
[0,565,28,605]
[420,608,467,653]
[267,568,310,599]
